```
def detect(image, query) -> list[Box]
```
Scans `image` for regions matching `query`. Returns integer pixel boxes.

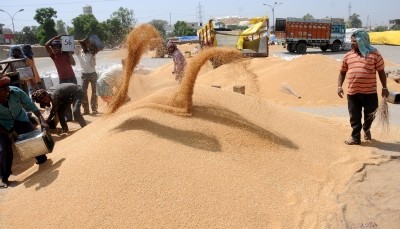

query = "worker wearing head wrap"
[352,30,377,59]
[0,75,49,188]
[22,44,33,58]
[21,44,44,94]
[166,41,187,84]
[0,76,11,87]
[50,39,62,48]
[6,45,26,73]
[96,59,136,106]
[337,30,388,145]
[9,45,24,58]
[5,45,33,96]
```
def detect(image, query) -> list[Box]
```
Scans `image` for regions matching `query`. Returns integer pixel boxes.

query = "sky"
[0,0,399,32]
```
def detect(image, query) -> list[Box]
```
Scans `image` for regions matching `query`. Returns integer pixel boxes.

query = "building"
[83,5,93,15]
[0,23,5,44]
[214,16,250,28]
[0,24,13,44]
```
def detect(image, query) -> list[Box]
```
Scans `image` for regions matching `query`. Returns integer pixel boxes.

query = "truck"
[342,28,366,51]
[198,16,270,58]
[274,17,346,54]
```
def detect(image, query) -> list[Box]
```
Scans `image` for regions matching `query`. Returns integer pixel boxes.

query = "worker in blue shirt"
[0,76,49,188]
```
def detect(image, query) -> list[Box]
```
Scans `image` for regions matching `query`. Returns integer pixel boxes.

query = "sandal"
[0,178,9,188]
[344,138,360,145]
[364,131,372,141]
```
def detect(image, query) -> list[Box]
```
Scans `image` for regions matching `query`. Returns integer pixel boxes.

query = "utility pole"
[263,2,282,32]
[348,1,352,19]
[0,8,24,35]
[196,2,204,26]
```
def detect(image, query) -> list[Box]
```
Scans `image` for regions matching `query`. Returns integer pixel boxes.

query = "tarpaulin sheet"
[369,31,400,46]
[179,36,199,42]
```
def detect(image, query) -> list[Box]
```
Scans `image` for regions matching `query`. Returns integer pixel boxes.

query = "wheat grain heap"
[0,26,399,228]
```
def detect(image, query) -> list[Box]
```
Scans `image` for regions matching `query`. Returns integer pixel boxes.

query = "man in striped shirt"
[338,30,388,145]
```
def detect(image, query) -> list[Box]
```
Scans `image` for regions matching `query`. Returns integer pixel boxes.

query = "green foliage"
[34,8,58,45]
[56,20,67,35]
[372,26,388,32]
[111,7,136,34]
[34,8,57,24]
[346,13,362,28]
[215,21,225,28]
[238,25,249,31]
[302,13,314,20]
[390,24,400,31]
[148,19,168,37]
[37,23,57,45]
[101,18,125,48]
[71,14,102,40]
[67,27,75,36]
[225,25,248,31]
[227,25,239,30]
[85,7,136,47]
[15,26,39,44]
[173,21,196,36]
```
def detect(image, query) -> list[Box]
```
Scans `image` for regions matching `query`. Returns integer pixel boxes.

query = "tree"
[101,18,125,47]
[302,13,314,20]
[227,25,239,30]
[71,14,102,40]
[215,21,225,28]
[87,7,136,48]
[36,20,57,45]
[111,7,136,34]
[15,26,39,44]
[346,13,362,28]
[56,20,67,35]
[34,7,57,24]
[173,21,196,36]
[372,26,388,32]
[148,19,168,37]
[390,24,400,31]
[238,25,249,31]
[34,8,58,45]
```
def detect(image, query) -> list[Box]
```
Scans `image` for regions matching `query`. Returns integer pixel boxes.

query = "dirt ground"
[1,42,400,228]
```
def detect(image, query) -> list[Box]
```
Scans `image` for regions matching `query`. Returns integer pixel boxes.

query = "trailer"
[275,17,345,54]
[198,16,270,58]
[0,58,30,94]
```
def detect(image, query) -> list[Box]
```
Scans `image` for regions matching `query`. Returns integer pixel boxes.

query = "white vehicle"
[341,28,366,51]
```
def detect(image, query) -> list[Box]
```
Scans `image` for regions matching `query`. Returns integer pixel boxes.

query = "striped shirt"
[340,50,385,95]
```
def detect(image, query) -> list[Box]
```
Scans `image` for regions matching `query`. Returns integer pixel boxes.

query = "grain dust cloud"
[167,47,243,113]
[108,24,161,113]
